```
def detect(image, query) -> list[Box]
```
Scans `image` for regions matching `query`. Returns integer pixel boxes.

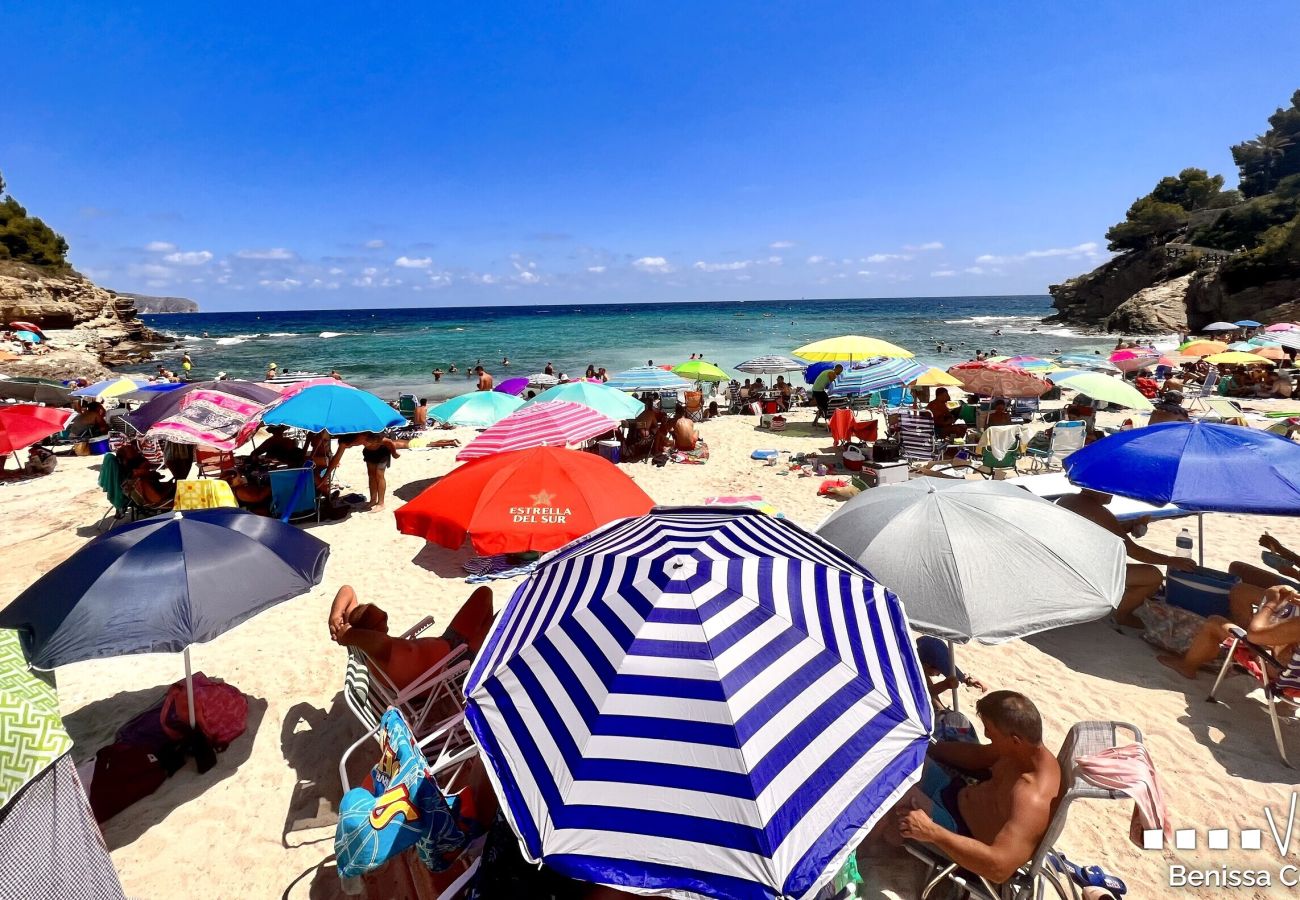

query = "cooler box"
[89,436,112,455]
[862,460,909,487]
[763,400,780,414]
[1165,566,1236,618]
[760,414,774,428]
[595,440,621,464]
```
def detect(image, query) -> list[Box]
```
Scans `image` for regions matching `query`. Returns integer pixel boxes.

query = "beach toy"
[750,449,779,460]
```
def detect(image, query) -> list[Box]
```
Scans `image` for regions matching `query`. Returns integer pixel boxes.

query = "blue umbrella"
[71,377,146,399]
[1235,319,1263,328]
[14,330,42,344]
[465,506,932,900]
[428,391,523,428]
[603,365,692,392]
[1054,354,1121,374]
[830,357,927,395]
[262,384,404,433]
[1064,422,1300,514]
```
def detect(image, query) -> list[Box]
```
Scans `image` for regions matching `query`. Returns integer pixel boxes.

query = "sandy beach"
[2,401,1298,900]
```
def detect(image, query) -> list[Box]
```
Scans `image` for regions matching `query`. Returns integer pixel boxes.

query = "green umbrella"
[1049,370,1154,411]
[0,629,72,812]
[524,381,645,420]
[670,360,730,383]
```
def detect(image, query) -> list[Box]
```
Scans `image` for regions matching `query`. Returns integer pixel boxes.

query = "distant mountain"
[120,292,200,313]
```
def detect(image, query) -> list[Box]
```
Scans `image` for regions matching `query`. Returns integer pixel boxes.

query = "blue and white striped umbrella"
[604,366,693,392]
[829,357,927,396]
[465,506,932,900]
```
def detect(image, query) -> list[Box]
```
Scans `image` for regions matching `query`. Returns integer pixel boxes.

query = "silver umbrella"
[735,354,808,375]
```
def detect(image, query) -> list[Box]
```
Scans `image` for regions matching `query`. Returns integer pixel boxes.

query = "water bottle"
[1175,528,1194,559]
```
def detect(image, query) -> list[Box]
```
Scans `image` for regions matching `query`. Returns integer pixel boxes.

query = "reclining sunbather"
[884,691,1060,884]
[1157,584,1300,680]
[328,584,495,691]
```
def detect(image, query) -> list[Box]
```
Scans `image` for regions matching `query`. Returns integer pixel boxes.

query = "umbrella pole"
[184,646,197,729]
[1197,513,1205,567]
[948,639,959,714]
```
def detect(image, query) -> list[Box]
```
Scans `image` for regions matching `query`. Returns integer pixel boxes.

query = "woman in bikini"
[360,432,400,510]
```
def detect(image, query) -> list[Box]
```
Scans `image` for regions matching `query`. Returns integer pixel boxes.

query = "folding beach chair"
[1208,625,1300,768]
[398,393,418,420]
[196,446,235,477]
[269,465,320,523]
[683,390,705,422]
[907,720,1145,900]
[659,391,678,416]
[1194,396,1256,426]
[899,409,948,468]
[1011,397,1040,421]
[1186,371,1219,409]
[1024,421,1086,472]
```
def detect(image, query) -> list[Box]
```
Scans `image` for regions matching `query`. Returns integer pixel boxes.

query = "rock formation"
[118,292,200,314]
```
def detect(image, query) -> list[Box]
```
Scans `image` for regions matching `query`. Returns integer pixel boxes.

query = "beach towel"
[1075,742,1172,847]
[976,424,1031,459]
[0,629,73,813]
[96,452,127,513]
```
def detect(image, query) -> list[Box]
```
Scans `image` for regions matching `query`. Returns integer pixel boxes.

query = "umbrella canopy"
[147,389,267,450]
[455,401,617,461]
[670,360,730,382]
[7,321,46,337]
[734,354,807,375]
[1264,332,1300,352]
[1202,322,1239,332]
[0,406,71,454]
[524,381,645,420]
[13,330,42,344]
[1204,350,1275,366]
[262,384,404,433]
[793,334,914,361]
[1002,355,1055,371]
[1249,336,1283,346]
[0,508,329,669]
[1048,371,1154,410]
[527,373,559,388]
[428,391,524,428]
[830,357,927,395]
[1063,421,1300,514]
[0,629,72,812]
[0,380,70,406]
[603,366,692,392]
[1235,319,1263,328]
[1254,345,1287,360]
[911,366,964,387]
[1179,340,1229,356]
[1227,341,1257,351]
[395,446,654,554]
[1265,323,1299,333]
[947,361,1050,398]
[1107,349,1160,374]
[816,479,1125,643]
[71,376,143,402]
[123,380,280,434]
[1055,354,1121,374]
[494,376,530,396]
[465,506,931,900]
[120,382,191,403]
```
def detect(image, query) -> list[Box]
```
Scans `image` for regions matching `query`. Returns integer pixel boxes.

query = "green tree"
[1150,168,1235,211]
[0,169,69,267]
[1105,197,1190,251]
[1231,89,1300,197]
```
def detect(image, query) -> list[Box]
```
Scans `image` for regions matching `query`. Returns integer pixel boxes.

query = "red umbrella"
[0,405,71,454]
[456,401,618,461]
[395,446,654,554]
[947,362,1050,398]
[8,321,46,337]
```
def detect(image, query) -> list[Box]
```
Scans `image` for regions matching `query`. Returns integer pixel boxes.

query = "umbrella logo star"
[530,489,555,506]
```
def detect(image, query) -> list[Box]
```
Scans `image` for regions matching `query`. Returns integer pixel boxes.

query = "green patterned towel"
[0,628,72,811]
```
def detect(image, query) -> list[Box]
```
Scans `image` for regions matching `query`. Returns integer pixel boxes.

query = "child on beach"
[360,432,399,510]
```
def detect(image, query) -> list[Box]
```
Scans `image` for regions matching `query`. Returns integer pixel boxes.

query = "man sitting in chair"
[886,691,1060,884]
[328,585,495,691]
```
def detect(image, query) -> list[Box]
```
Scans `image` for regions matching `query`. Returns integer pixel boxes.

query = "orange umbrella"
[1179,340,1228,357]
[1253,345,1286,361]
[394,446,654,554]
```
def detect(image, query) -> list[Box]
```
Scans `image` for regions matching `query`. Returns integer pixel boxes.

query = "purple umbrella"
[494,377,529,396]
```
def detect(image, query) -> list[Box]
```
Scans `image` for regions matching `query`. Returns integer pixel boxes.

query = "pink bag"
[160,672,248,750]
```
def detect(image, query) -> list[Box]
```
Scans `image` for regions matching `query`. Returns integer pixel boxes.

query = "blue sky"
[5,2,1299,311]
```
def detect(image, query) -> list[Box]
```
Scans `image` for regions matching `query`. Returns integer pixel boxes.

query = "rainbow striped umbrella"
[455,401,618,461]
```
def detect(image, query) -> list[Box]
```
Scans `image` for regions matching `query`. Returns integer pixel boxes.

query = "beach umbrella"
[71,376,143,402]
[670,359,730,382]
[0,508,329,726]
[1107,349,1160,374]
[494,376,530,396]
[0,379,71,406]
[1047,371,1154,410]
[13,330,42,344]
[793,334,914,361]
[1254,345,1287,361]
[527,373,559,388]
[1264,332,1300,352]
[1249,336,1283,346]
[0,629,73,812]
[603,366,692,392]
[911,366,964,387]
[947,361,1050,397]
[123,380,280,434]
[524,381,644,420]
[1055,353,1121,374]
[455,401,617,461]
[817,478,1125,644]
[428,391,524,428]
[734,354,806,374]
[1265,323,1299,333]
[830,357,927,395]
[1003,354,1055,371]
[1157,354,1192,367]
[7,321,46,337]
[1202,322,1239,332]
[1227,341,1257,351]
[1179,339,1229,356]
[0,406,71,455]
[1235,319,1263,328]
[465,506,931,900]
[1204,350,1275,366]
[262,384,405,433]
[1064,422,1300,514]
[395,446,654,554]
[147,389,268,450]
[264,376,354,397]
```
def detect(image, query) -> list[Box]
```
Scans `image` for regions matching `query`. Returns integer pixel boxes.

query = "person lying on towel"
[880,691,1060,884]
[328,584,495,691]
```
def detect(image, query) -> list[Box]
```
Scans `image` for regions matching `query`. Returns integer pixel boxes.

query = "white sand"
[2,404,1299,899]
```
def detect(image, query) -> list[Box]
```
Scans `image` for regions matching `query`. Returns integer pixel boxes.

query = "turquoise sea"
[136,295,1108,402]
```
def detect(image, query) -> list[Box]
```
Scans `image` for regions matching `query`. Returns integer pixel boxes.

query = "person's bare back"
[957,742,1059,845]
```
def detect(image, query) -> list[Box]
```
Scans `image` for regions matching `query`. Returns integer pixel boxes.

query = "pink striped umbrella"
[147,389,266,450]
[455,401,618,461]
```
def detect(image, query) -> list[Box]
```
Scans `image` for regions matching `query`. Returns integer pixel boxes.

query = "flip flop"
[1050,854,1127,896]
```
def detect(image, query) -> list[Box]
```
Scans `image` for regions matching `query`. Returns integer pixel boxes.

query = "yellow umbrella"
[910,367,963,387]
[1179,340,1228,356]
[792,335,913,361]
[96,376,143,401]
[1204,351,1276,366]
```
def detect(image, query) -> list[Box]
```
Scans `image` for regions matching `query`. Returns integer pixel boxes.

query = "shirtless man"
[476,366,494,391]
[671,411,697,451]
[892,691,1060,884]
[1055,489,1193,627]
[328,584,495,691]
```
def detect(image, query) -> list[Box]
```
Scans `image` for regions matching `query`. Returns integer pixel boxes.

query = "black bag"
[89,742,167,822]
[871,439,901,463]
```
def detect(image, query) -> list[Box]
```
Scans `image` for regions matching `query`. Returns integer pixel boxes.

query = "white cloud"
[364,239,386,249]
[236,247,296,260]
[964,266,986,275]
[930,269,957,278]
[163,250,213,265]
[976,241,1100,265]
[806,255,827,264]
[633,256,673,273]
[693,260,750,272]
[904,241,944,252]
[395,256,433,269]
[766,256,783,265]
[769,240,796,249]
[130,263,174,280]
[586,265,607,273]
[144,240,177,252]
[857,270,873,277]
[258,278,302,290]
[514,270,540,284]
[865,253,912,263]
[328,267,345,276]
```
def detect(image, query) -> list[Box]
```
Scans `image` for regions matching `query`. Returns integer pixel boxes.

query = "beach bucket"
[595,439,621,464]
[89,436,112,455]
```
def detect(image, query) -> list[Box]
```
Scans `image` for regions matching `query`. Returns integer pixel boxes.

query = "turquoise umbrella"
[429,392,524,428]
[524,381,644,420]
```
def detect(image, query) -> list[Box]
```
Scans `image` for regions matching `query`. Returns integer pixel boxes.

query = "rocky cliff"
[119,292,200,314]
[0,261,167,380]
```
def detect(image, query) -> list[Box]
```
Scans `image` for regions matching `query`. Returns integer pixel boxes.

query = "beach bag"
[160,672,248,751]
[1135,600,1207,655]
[872,439,900,463]
[89,742,167,822]
[770,415,787,432]
[841,445,866,471]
